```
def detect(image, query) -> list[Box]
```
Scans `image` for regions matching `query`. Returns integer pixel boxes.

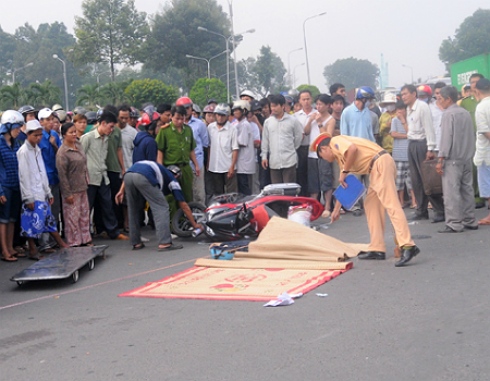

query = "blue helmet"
[356,86,375,100]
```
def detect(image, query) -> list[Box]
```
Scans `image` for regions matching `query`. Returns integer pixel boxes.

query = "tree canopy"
[72,0,149,81]
[125,79,179,109]
[239,46,287,97]
[323,58,379,90]
[189,78,227,106]
[439,9,490,70]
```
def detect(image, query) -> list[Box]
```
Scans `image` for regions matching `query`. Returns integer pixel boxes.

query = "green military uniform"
[155,122,196,202]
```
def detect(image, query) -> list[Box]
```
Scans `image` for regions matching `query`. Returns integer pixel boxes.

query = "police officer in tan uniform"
[311,132,420,267]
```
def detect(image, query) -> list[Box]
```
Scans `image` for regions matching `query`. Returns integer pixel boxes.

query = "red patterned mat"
[119,264,352,301]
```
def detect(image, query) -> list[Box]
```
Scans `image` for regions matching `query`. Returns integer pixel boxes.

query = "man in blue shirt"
[38,108,62,251]
[340,86,378,142]
[115,161,202,251]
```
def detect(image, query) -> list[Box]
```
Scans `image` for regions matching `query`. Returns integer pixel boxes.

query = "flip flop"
[158,243,183,252]
[1,256,18,262]
[478,219,490,225]
[132,243,145,251]
[41,248,56,254]
[13,252,27,258]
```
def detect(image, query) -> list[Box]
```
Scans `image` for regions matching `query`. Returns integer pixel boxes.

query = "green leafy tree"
[124,79,178,109]
[189,78,227,106]
[323,57,379,90]
[76,84,103,109]
[0,83,27,109]
[296,84,320,99]
[100,81,131,105]
[439,9,490,70]
[146,0,231,90]
[72,0,149,81]
[25,81,62,107]
[0,27,17,87]
[239,46,287,97]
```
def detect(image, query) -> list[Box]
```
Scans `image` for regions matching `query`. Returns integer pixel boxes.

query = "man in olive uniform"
[311,132,420,267]
[156,105,199,202]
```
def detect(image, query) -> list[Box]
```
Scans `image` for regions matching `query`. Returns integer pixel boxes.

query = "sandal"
[132,243,145,251]
[1,256,18,262]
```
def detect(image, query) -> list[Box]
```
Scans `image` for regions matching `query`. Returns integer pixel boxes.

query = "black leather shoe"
[431,215,445,223]
[464,224,478,230]
[358,251,386,260]
[395,245,420,267]
[352,209,364,217]
[438,226,463,233]
[408,212,429,221]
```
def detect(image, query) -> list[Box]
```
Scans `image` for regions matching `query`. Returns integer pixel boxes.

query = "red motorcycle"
[187,183,324,241]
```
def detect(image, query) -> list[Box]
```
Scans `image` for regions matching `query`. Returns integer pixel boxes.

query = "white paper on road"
[263,292,303,307]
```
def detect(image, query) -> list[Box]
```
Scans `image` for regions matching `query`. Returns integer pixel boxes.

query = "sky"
[2,0,489,93]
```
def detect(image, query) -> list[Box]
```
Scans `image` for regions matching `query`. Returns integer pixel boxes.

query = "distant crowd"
[1,75,489,260]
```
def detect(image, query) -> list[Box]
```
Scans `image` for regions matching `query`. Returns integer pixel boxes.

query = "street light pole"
[11,62,34,84]
[186,50,229,80]
[53,54,69,110]
[287,48,303,88]
[303,12,326,85]
[198,27,230,102]
[402,64,414,84]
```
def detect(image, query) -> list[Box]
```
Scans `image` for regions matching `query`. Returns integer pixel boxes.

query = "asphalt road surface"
[1,208,490,381]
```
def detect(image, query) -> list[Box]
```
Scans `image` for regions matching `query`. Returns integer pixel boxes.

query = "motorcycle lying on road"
[171,183,324,241]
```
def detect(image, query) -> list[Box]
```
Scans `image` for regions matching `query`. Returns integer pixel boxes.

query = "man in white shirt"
[401,84,444,222]
[262,94,304,184]
[232,100,256,195]
[294,90,314,195]
[206,104,239,197]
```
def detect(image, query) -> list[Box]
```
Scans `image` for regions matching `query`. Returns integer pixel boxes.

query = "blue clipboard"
[333,174,366,211]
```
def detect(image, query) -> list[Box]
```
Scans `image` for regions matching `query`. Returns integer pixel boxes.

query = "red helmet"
[417,85,432,97]
[136,113,152,129]
[176,96,193,107]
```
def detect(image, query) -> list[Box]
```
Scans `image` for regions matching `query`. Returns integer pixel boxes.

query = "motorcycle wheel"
[171,202,207,237]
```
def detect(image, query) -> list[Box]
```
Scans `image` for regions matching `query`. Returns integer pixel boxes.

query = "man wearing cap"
[312,132,420,267]
[473,78,490,224]
[240,90,255,103]
[206,103,239,196]
[38,108,62,251]
[17,120,68,259]
[17,105,38,145]
[378,93,397,153]
[435,86,477,233]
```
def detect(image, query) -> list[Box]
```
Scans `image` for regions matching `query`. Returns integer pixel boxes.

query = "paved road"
[1,209,490,381]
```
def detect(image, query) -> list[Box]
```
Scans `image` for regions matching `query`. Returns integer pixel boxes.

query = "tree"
[189,78,227,106]
[76,84,103,109]
[124,79,178,109]
[25,81,62,107]
[72,0,149,81]
[439,9,490,70]
[145,0,231,90]
[239,46,287,97]
[296,84,320,99]
[0,83,27,109]
[100,81,131,105]
[323,58,379,90]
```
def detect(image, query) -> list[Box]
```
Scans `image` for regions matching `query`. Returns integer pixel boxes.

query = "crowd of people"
[0,75,489,263]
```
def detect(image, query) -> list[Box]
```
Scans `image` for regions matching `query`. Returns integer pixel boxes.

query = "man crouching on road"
[115,161,202,251]
[311,133,420,267]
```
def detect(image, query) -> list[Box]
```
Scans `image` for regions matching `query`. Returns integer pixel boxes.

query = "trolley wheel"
[72,270,80,283]
[88,259,95,271]
[16,281,24,287]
